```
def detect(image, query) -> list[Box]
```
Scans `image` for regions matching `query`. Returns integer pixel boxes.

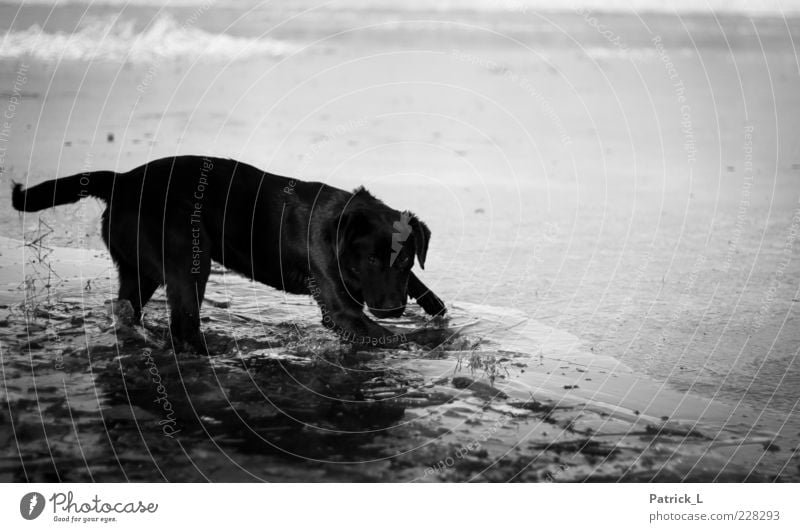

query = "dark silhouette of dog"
[12,156,447,353]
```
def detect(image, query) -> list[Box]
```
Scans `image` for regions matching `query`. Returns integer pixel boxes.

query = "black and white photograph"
[0,0,799,516]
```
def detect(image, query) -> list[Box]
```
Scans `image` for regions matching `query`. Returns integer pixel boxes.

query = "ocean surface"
[2,0,800,63]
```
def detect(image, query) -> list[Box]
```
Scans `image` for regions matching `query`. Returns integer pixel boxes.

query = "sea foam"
[0,14,295,62]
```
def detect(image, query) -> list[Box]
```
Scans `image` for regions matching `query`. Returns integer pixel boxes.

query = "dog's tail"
[12,170,116,212]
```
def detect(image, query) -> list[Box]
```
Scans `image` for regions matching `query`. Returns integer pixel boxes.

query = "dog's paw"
[330,316,408,349]
[190,339,212,357]
[170,335,212,356]
[407,327,453,348]
[106,298,137,326]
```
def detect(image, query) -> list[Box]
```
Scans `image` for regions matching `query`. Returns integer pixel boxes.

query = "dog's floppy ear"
[408,213,431,269]
[335,209,368,258]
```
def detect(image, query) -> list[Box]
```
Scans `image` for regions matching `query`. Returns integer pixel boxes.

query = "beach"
[0,1,798,481]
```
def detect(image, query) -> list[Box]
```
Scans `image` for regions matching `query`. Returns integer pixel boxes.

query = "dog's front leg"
[307,274,402,347]
[408,272,447,316]
[326,303,449,349]
[328,309,406,348]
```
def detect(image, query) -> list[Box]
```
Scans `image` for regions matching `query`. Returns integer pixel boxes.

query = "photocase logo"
[20,492,45,520]
[390,212,412,266]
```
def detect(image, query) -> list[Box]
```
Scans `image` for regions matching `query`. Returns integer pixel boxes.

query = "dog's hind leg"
[116,263,161,322]
[165,272,209,354]
[164,227,211,354]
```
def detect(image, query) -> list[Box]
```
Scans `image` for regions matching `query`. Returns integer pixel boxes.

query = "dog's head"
[335,206,431,319]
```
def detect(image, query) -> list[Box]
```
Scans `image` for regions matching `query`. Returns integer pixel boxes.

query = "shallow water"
[0,251,796,481]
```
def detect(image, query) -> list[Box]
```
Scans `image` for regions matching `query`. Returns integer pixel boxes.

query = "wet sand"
[0,236,795,481]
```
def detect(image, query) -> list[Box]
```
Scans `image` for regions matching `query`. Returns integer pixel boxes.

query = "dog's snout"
[369,297,406,319]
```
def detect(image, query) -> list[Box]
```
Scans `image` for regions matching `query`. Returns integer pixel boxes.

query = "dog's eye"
[397,256,410,268]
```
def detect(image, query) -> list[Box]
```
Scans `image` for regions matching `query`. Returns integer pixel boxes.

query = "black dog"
[12,156,446,352]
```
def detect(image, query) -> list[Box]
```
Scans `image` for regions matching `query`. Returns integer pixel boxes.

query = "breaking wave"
[0,14,295,62]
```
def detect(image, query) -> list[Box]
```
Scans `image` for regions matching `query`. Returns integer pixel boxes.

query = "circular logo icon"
[20,492,45,520]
